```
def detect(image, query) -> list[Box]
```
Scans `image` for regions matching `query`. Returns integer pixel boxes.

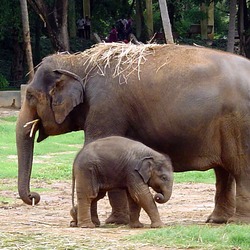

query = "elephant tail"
[72,166,76,214]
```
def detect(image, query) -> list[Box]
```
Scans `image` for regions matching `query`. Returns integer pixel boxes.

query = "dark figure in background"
[125,17,133,40]
[84,16,91,39]
[116,19,126,41]
[77,17,85,39]
[108,25,118,42]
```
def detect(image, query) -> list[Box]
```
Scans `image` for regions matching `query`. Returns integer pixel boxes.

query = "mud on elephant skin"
[70,136,173,228]
[16,42,250,224]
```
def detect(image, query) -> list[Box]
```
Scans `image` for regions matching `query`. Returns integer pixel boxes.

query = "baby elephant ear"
[50,69,84,124]
[135,157,154,183]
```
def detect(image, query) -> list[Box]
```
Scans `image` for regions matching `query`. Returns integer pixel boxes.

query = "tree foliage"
[0,0,22,41]
[1,0,250,88]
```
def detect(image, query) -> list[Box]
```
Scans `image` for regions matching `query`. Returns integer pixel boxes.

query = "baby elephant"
[70,136,173,228]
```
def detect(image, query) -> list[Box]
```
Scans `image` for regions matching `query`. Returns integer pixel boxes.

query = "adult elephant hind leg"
[229,170,250,223]
[105,189,130,225]
[206,167,235,224]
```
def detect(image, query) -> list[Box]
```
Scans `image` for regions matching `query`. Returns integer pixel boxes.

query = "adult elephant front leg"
[206,167,235,223]
[105,189,130,225]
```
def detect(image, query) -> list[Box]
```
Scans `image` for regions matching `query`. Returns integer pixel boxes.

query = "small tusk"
[23,119,39,138]
[32,198,35,207]
[23,119,39,128]
[29,120,38,138]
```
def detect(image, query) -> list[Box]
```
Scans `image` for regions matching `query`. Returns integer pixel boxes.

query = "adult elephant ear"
[50,69,84,124]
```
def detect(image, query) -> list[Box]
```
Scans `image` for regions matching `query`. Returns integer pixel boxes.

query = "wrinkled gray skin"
[16,43,250,224]
[70,136,173,228]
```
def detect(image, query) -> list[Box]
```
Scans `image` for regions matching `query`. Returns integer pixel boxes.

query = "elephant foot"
[129,221,144,228]
[206,208,234,224]
[206,214,228,224]
[78,221,96,228]
[150,221,165,228]
[70,220,77,227]
[105,212,130,225]
[227,214,250,224]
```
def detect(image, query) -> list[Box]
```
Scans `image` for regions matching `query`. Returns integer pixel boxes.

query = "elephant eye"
[26,90,37,106]
[26,91,36,102]
[26,91,33,100]
[161,175,168,181]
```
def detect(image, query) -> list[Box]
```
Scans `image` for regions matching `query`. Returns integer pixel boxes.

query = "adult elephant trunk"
[16,101,40,205]
[154,186,172,204]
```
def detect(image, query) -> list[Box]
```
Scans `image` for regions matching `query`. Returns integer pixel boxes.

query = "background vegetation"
[0,0,247,90]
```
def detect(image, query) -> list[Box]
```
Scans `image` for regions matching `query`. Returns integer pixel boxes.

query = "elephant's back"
[81,136,158,159]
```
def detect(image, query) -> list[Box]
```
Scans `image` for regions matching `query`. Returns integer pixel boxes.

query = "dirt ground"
[0,108,216,249]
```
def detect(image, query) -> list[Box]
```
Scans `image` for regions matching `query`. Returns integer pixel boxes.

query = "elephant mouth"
[23,119,40,138]
[23,118,48,142]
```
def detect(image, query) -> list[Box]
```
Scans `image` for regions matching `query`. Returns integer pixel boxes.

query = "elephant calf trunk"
[154,193,170,204]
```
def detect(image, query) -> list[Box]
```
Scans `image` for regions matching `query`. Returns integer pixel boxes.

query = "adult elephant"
[16,43,250,224]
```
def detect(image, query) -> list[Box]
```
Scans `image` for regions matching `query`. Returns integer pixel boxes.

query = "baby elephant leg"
[70,203,95,228]
[129,186,164,228]
[127,193,144,228]
[91,191,106,226]
[76,195,95,228]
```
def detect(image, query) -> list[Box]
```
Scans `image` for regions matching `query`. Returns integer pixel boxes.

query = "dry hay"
[59,43,166,84]
[83,43,163,82]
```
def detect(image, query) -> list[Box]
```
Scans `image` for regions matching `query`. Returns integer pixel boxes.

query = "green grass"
[32,132,84,179]
[0,116,83,179]
[0,115,215,183]
[174,170,215,184]
[127,224,250,250]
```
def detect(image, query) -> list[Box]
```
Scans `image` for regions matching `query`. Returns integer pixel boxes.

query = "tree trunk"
[83,0,90,17]
[200,2,208,40]
[27,0,69,52]
[20,0,34,80]
[207,1,214,40]
[135,0,142,39]
[239,0,245,55]
[146,0,153,38]
[227,0,237,53]
[158,0,174,44]
[55,0,69,51]
[241,0,250,58]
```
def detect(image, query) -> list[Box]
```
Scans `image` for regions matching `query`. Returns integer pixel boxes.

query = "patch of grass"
[0,196,15,204]
[0,116,83,179]
[0,116,214,183]
[0,231,141,250]
[127,224,250,250]
[174,170,215,184]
